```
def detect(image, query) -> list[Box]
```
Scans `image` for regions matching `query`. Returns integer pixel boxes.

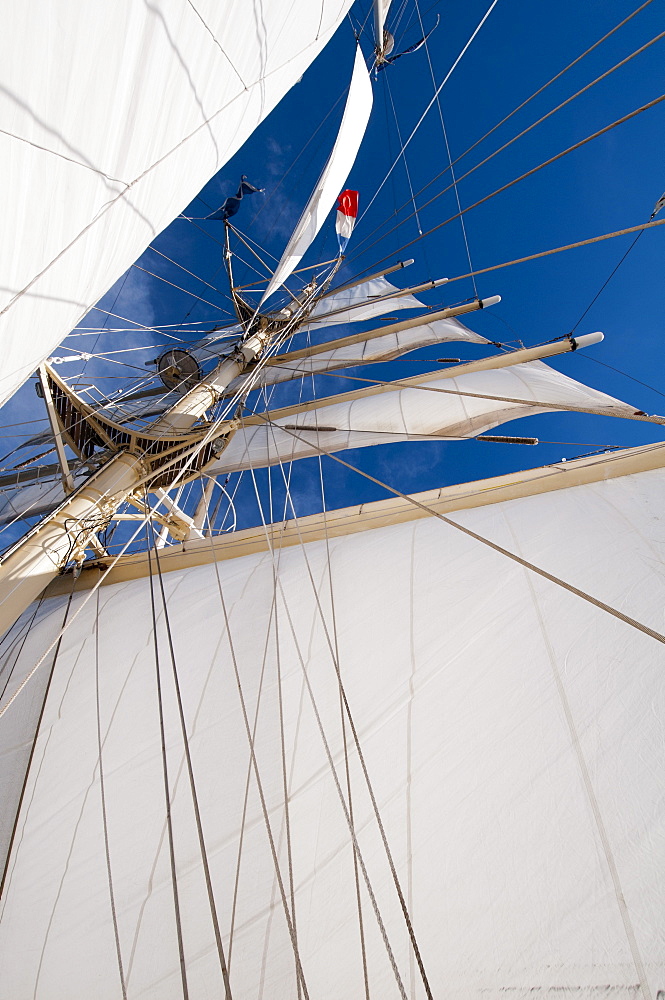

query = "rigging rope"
[150,523,234,1000]
[351,93,665,272]
[146,531,190,1000]
[203,530,312,1000]
[242,418,412,1000]
[353,14,665,258]
[308,339,371,1000]
[94,588,128,1000]
[414,0,478,296]
[444,217,665,285]
[255,414,435,1000]
[359,0,501,224]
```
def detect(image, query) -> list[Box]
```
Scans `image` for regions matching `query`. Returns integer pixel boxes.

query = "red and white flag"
[336,190,359,253]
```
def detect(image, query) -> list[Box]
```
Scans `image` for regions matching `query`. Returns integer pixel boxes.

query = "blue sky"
[1,0,664,542]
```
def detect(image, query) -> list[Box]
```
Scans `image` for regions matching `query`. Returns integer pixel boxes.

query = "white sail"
[1,450,663,998]
[0,319,484,526]
[223,315,489,394]
[0,357,627,523]
[0,0,354,407]
[208,359,633,473]
[260,46,373,304]
[304,275,423,327]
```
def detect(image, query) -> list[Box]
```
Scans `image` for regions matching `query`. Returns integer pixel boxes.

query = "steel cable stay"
[352,13,664,258]
[229,625,278,979]
[357,0,501,227]
[190,385,314,988]
[313,418,372,1000]
[216,417,310,978]
[217,530,280,974]
[147,244,232,297]
[384,75,423,237]
[261,431,436,1000]
[241,424,411,1000]
[132,264,232,316]
[348,92,665,273]
[255,373,315,998]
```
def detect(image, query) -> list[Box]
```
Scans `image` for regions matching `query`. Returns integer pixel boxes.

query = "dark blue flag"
[206,175,264,221]
[377,15,439,71]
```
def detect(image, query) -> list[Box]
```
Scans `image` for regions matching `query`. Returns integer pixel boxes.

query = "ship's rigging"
[1,2,665,998]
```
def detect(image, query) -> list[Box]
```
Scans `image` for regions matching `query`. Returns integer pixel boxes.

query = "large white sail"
[1,448,663,998]
[209,359,633,473]
[0,0,354,407]
[260,45,373,304]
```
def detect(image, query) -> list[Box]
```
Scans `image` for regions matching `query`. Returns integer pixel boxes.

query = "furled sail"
[1,447,664,998]
[0,0,354,407]
[374,0,394,54]
[304,275,423,327]
[207,359,633,473]
[260,46,373,304]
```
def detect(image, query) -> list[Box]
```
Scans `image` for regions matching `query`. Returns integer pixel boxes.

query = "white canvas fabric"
[208,359,633,473]
[0,464,663,998]
[0,359,632,526]
[0,0,354,407]
[223,315,488,394]
[260,46,373,304]
[305,276,423,327]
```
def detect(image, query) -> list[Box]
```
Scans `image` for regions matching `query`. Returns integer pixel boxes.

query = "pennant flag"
[206,175,264,221]
[336,190,359,253]
[377,15,440,71]
[651,191,665,219]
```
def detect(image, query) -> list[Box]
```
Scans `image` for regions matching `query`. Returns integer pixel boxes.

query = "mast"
[0,321,275,630]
